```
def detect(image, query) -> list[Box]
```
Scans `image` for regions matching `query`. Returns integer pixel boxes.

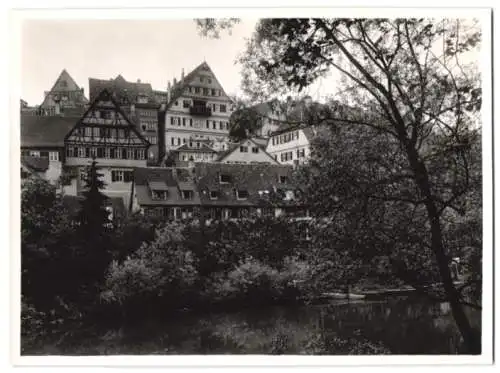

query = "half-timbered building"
[64,89,150,204]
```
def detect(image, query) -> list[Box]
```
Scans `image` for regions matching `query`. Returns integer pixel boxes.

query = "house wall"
[221,140,278,164]
[266,129,311,165]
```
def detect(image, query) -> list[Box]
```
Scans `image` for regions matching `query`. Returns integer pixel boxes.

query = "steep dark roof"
[21,156,49,172]
[89,75,154,103]
[21,114,78,148]
[134,167,201,206]
[134,163,301,208]
[194,162,296,207]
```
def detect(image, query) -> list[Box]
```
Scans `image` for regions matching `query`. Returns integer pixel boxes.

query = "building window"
[220,104,227,113]
[183,100,190,108]
[92,127,99,137]
[272,137,276,145]
[279,175,288,184]
[90,147,97,158]
[182,190,194,200]
[171,138,175,146]
[66,147,74,157]
[206,120,210,129]
[212,121,216,129]
[237,190,249,200]
[85,127,92,137]
[77,147,85,158]
[136,149,145,160]
[29,150,40,157]
[195,87,200,94]
[183,118,186,126]
[252,147,259,154]
[212,104,217,112]
[219,174,231,183]
[208,78,212,84]
[114,148,122,159]
[203,88,209,96]
[240,146,248,153]
[147,122,156,131]
[127,149,135,159]
[210,191,219,200]
[111,170,133,182]
[183,138,187,144]
[200,76,204,83]
[152,190,168,200]
[211,88,216,96]
[105,148,111,158]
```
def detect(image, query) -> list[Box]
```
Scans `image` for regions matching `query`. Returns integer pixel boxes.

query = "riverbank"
[21,298,480,355]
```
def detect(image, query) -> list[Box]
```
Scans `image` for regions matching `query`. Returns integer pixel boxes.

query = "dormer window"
[279,175,288,184]
[252,147,259,153]
[182,190,194,200]
[237,190,249,200]
[219,174,231,183]
[240,146,248,153]
[210,191,219,200]
[152,190,168,200]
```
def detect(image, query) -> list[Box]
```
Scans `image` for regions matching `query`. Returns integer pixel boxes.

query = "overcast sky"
[21,19,340,106]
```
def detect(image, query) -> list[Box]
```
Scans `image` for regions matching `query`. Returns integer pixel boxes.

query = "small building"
[20,114,78,185]
[266,126,316,166]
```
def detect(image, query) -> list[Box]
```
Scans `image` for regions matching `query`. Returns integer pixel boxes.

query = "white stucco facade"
[265,128,313,165]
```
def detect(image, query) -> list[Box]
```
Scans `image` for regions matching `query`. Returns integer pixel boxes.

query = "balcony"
[190,105,212,117]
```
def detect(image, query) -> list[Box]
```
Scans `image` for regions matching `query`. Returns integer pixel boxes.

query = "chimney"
[173,77,177,86]
[137,79,141,83]
[167,81,171,90]
[181,68,185,82]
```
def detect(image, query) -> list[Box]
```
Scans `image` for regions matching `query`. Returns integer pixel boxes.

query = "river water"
[23,298,481,355]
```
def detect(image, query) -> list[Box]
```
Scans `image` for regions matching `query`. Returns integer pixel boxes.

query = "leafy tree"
[75,159,112,297]
[198,18,483,353]
[21,178,75,309]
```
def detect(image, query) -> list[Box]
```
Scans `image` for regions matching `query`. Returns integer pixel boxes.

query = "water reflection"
[23,298,481,355]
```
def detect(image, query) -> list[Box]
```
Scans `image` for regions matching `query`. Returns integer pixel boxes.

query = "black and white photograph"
[8,4,493,367]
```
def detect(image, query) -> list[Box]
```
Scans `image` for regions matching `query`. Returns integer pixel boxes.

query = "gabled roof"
[40,69,88,108]
[89,75,154,104]
[64,88,150,147]
[21,114,78,148]
[21,156,49,172]
[166,61,231,109]
[216,138,277,164]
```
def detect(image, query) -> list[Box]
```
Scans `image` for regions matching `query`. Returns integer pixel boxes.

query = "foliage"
[215,17,484,353]
[101,223,198,311]
[195,18,240,38]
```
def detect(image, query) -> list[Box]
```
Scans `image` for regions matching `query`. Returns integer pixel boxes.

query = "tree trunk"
[405,144,480,354]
